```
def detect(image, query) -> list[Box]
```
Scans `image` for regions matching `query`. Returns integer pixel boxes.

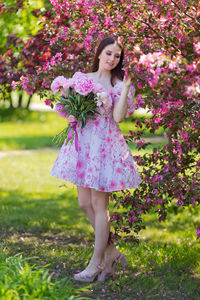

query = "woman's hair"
[92,37,124,86]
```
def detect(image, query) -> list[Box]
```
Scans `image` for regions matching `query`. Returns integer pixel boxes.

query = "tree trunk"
[26,95,32,109]
[18,92,23,108]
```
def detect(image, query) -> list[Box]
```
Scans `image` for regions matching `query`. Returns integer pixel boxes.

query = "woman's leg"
[76,187,121,279]
[74,188,109,281]
[89,189,110,267]
[77,186,95,229]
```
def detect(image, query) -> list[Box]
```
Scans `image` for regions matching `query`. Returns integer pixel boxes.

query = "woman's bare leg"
[76,187,119,275]
[77,186,95,229]
[88,189,110,268]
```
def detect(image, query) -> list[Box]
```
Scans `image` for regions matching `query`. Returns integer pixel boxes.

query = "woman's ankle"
[89,256,102,266]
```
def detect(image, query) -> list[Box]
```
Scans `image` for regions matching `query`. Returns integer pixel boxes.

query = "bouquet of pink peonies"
[49,72,110,150]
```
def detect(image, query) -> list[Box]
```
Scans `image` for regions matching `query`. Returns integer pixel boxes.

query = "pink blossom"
[50,52,63,66]
[154,117,163,125]
[137,82,143,89]
[11,81,16,89]
[178,199,184,206]
[136,140,145,147]
[168,61,177,70]
[152,174,163,182]
[43,61,52,71]
[45,99,52,106]
[194,42,200,55]
[163,164,169,172]
[197,227,200,239]
[186,63,197,73]
[191,198,196,207]
[113,213,118,220]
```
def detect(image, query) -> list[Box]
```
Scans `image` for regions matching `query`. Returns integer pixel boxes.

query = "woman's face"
[98,42,121,71]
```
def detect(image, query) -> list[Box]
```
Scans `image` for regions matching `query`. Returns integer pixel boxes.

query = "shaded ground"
[1,229,199,300]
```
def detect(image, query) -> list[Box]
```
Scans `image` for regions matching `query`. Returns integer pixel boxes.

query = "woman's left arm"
[113,76,132,123]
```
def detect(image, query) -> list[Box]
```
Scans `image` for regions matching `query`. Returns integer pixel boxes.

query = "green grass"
[0,110,165,150]
[0,251,82,300]
[0,109,198,299]
[0,150,200,299]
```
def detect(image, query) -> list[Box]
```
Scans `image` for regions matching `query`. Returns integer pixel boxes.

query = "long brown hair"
[91,37,124,87]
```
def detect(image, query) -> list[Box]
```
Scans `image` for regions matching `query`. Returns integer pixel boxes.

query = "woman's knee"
[77,186,92,212]
[91,190,109,213]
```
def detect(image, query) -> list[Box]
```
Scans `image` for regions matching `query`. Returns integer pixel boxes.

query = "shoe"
[98,252,128,282]
[73,263,104,282]
[117,252,128,269]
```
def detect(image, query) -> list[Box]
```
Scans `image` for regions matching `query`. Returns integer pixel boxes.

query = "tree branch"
[131,16,184,57]
[170,0,200,26]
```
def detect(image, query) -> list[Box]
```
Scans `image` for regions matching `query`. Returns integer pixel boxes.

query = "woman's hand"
[123,75,133,89]
[67,115,77,123]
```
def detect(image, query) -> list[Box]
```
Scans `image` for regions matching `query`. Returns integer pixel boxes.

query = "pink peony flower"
[72,72,94,96]
[55,104,68,118]
[63,78,74,91]
[51,76,73,95]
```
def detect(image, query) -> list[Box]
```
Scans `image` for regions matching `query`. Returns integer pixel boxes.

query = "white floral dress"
[50,72,141,192]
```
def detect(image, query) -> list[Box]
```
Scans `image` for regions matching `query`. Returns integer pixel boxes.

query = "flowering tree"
[3,0,200,241]
[0,0,48,107]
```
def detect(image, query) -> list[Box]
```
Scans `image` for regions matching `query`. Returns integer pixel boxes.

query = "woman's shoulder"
[72,71,87,78]
[84,72,94,78]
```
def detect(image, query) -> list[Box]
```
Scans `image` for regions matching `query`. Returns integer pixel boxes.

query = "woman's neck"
[95,69,111,81]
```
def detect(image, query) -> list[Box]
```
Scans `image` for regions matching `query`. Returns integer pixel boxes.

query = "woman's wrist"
[122,84,131,94]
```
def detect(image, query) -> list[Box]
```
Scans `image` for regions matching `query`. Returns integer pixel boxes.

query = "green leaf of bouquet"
[66,88,70,97]
[59,106,66,112]
[52,125,71,147]
[88,116,96,120]
[65,107,71,114]
[62,99,72,105]
[68,95,76,102]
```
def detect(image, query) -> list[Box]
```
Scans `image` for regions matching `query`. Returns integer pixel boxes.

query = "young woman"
[50,36,141,282]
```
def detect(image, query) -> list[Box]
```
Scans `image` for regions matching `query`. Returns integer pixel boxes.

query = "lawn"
[0,110,199,299]
[0,110,165,150]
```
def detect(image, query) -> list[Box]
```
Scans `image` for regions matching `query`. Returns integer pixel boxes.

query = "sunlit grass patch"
[0,110,165,150]
[0,250,83,300]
